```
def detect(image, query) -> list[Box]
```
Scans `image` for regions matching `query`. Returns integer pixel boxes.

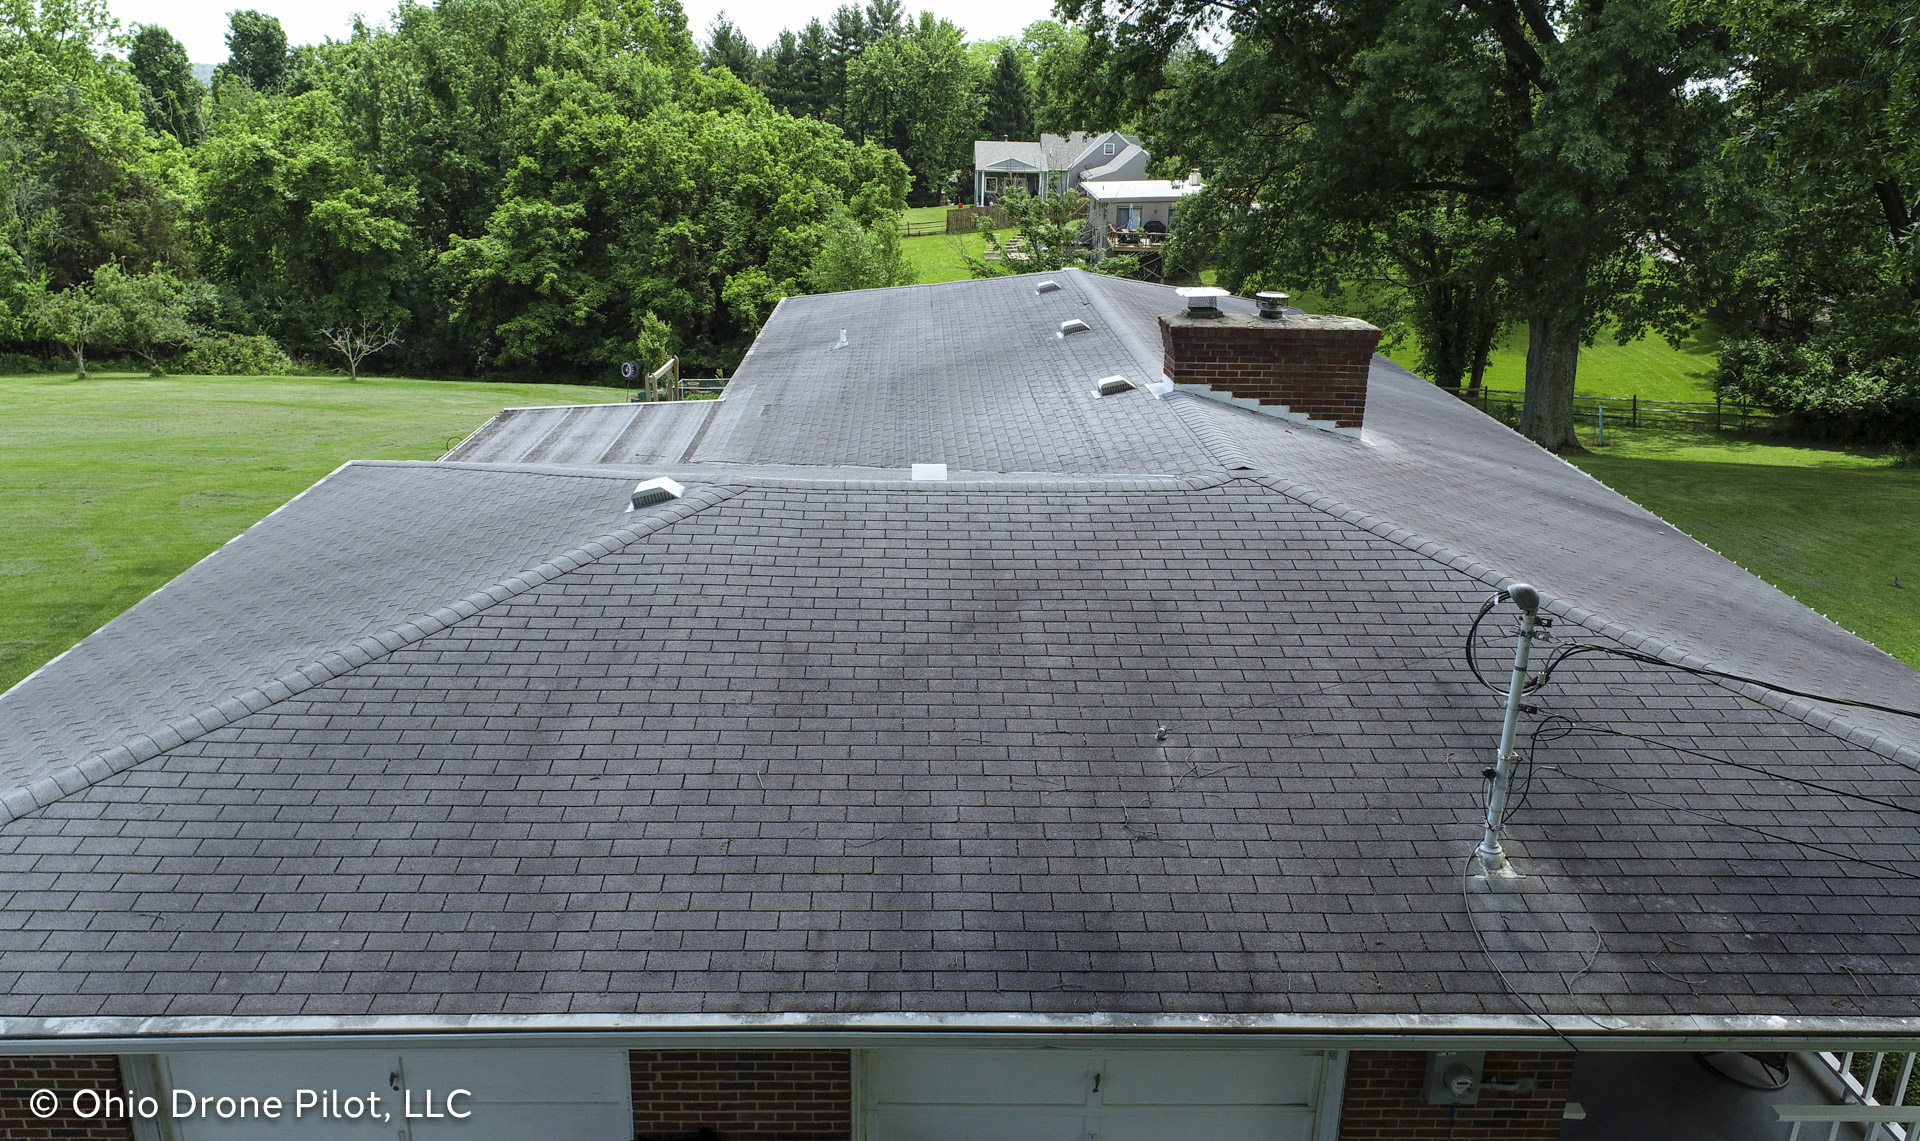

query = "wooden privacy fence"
[945,204,1009,234]
[1460,387,1778,432]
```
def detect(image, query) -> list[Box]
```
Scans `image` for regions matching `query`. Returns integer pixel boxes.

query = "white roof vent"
[1177,286,1228,318]
[1059,319,1090,336]
[911,463,948,481]
[1093,375,1135,397]
[1035,280,1061,294]
[629,476,685,510]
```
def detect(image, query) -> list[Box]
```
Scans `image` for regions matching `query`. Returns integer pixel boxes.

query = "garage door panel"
[1094,1107,1319,1141]
[870,1107,1091,1141]
[869,1050,1091,1105]
[162,1050,404,1140]
[1100,1051,1319,1106]
[398,1048,630,1103]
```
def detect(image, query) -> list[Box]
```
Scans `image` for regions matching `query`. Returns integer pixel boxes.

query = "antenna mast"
[1477,584,1541,877]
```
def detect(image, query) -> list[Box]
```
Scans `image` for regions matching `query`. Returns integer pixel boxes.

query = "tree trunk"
[1519,310,1581,451]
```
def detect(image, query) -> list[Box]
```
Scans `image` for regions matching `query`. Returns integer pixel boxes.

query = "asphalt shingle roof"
[2,268,1917,1035]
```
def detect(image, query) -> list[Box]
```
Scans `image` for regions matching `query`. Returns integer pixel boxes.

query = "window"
[1103,141,1117,155]
[1117,204,1141,230]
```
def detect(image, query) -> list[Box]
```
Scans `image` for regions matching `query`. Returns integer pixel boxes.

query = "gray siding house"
[971,130,1145,204]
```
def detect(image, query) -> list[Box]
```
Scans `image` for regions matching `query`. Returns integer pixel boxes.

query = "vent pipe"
[1256,291,1290,320]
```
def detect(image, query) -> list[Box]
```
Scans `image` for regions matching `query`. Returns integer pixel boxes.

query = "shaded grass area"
[1566,425,1920,668]
[902,231,988,285]
[0,372,618,691]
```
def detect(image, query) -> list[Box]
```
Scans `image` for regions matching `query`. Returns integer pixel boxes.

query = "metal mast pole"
[1477,584,1540,877]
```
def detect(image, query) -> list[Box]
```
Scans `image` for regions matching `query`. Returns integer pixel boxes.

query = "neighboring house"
[1084,170,1206,252]
[971,130,1142,205]
[1,271,1918,1141]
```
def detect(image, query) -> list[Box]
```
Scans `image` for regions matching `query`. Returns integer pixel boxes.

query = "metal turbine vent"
[629,477,686,510]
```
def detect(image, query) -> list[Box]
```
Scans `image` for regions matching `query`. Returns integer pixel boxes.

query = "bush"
[1715,336,1920,443]
[182,332,292,376]
[0,352,50,374]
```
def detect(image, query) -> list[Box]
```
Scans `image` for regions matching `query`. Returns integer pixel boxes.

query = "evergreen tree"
[865,0,904,40]
[129,24,204,145]
[220,10,288,93]
[703,11,757,77]
[980,42,1033,139]
[822,5,869,126]
[756,31,809,114]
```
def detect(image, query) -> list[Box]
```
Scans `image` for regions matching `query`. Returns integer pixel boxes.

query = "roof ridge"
[0,483,743,828]
[1238,471,1920,770]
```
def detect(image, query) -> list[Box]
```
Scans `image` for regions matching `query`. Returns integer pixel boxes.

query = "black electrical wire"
[1532,717,1920,818]
[1459,851,1582,1052]
[1462,592,1920,724]
[1543,766,1920,883]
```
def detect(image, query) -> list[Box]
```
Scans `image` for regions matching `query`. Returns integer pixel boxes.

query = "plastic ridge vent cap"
[1059,319,1091,336]
[629,477,686,509]
[911,463,948,481]
[1094,376,1136,397]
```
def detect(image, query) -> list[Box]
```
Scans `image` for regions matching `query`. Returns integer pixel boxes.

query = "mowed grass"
[0,371,618,692]
[903,231,989,285]
[1566,427,1920,668]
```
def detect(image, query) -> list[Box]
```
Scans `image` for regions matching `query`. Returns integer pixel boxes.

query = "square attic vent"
[1036,281,1061,294]
[629,477,685,510]
[1093,375,1135,397]
[1059,319,1091,336]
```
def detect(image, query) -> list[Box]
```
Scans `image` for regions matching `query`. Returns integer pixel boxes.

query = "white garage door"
[865,1047,1333,1141]
[157,1045,630,1141]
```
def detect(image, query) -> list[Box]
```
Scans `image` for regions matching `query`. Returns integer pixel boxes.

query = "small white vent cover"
[1093,375,1135,397]
[1177,286,1229,317]
[1035,281,1061,294]
[911,463,948,481]
[629,476,685,510]
[1058,319,1090,337]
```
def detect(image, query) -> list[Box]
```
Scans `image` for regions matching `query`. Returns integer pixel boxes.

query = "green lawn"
[1568,427,1920,668]
[903,231,988,285]
[900,205,949,226]
[0,371,618,692]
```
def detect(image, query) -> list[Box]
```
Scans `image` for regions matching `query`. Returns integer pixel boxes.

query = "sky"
[109,0,1062,64]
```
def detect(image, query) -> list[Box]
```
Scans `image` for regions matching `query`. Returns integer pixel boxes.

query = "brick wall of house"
[0,1056,133,1141]
[630,1050,852,1141]
[1160,312,1382,430]
[1338,1050,1574,1140]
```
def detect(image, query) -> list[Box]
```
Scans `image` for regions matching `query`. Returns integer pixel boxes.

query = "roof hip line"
[1240,471,1920,770]
[0,483,742,828]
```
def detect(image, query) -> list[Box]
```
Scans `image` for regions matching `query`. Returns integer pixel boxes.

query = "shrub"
[1716,336,1920,443]
[182,332,292,376]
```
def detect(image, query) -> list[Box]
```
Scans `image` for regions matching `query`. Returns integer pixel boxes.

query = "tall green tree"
[1066,0,1731,449]
[128,23,203,144]
[980,42,1034,139]
[220,9,288,93]
[846,12,981,203]
[703,11,756,76]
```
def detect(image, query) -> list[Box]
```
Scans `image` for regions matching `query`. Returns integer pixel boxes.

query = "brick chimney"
[1158,298,1382,436]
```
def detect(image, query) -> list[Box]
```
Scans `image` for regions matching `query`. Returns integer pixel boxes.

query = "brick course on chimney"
[1159,311,1382,433]
[1337,1050,1574,1140]
[630,1049,852,1141]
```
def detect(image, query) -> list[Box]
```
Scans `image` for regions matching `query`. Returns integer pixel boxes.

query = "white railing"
[1790,1051,1920,1141]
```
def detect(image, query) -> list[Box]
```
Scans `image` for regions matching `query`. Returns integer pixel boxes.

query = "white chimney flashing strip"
[911,463,948,481]
[1167,378,1362,438]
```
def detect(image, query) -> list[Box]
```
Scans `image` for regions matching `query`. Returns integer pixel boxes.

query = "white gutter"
[5,1012,1920,1054]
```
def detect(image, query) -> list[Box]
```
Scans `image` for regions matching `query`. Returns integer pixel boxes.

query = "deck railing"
[1791,1051,1920,1141]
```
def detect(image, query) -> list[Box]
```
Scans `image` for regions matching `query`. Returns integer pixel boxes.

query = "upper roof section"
[974,132,1139,172]
[1082,177,1205,202]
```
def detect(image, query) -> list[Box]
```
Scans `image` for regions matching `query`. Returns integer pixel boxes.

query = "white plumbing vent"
[1093,375,1135,397]
[1035,280,1061,294]
[1058,319,1090,337]
[629,476,685,510]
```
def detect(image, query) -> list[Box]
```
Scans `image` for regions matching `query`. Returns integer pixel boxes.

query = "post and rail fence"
[1457,386,1778,434]
[628,356,725,402]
